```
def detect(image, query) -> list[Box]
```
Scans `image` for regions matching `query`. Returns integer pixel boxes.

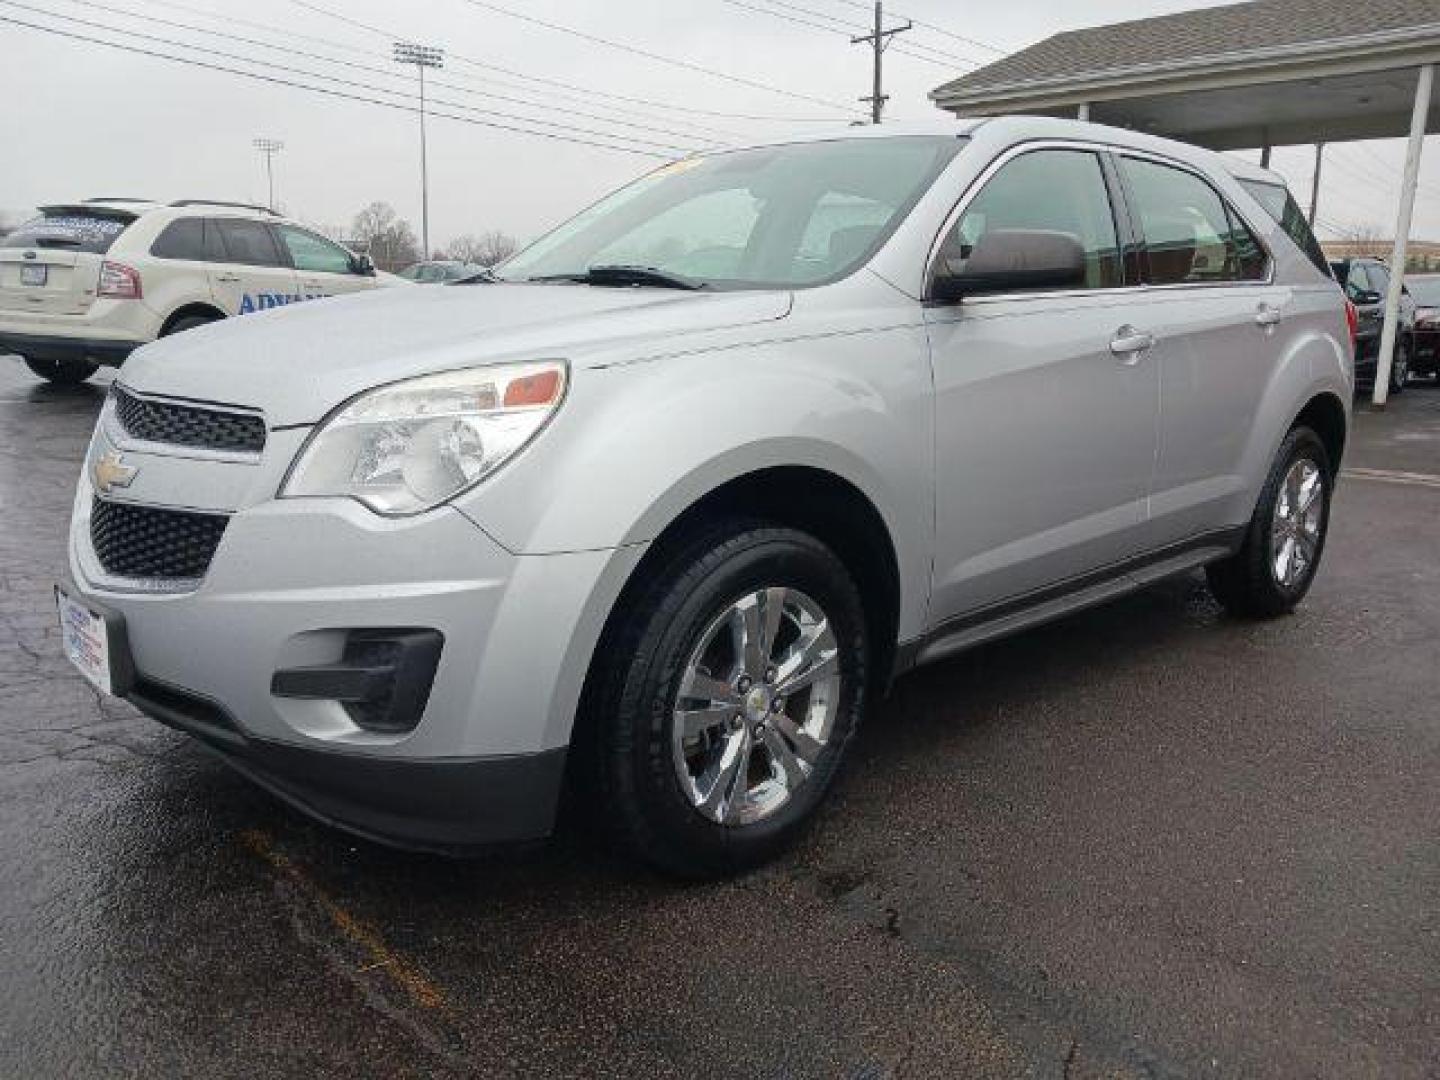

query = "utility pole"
[851,1,911,124]
[252,138,284,209]
[393,41,444,258]
[1308,141,1325,228]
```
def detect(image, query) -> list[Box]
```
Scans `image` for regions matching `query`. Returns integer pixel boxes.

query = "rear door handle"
[215,273,241,283]
[1256,304,1283,327]
[1110,326,1154,361]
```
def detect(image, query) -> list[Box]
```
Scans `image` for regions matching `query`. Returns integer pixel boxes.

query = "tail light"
[1344,299,1359,351]
[98,260,142,300]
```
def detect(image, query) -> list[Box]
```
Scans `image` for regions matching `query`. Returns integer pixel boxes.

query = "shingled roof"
[932,0,1440,103]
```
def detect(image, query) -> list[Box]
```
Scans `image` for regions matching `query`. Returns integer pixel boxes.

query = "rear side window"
[1120,157,1268,285]
[213,219,284,268]
[937,149,1123,290]
[150,218,208,261]
[1,210,132,254]
[1240,179,1331,278]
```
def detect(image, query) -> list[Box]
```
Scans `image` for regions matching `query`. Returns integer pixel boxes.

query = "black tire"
[582,522,869,879]
[23,356,98,385]
[161,313,219,337]
[1206,426,1333,619]
[1389,338,1411,395]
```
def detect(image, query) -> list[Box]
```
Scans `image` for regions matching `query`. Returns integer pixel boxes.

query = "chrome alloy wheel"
[671,587,842,826]
[1271,458,1325,589]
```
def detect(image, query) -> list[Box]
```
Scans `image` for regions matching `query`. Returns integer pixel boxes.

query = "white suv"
[1,199,397,385]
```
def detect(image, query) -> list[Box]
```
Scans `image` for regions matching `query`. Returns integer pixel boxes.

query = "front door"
[205,218,299,317]
[925,146,1159,626]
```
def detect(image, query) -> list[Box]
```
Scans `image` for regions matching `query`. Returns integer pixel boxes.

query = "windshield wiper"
[526,264,705,290]
[450,268,498,284]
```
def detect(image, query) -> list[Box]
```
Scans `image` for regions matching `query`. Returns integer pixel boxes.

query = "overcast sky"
[2,0,1437,249]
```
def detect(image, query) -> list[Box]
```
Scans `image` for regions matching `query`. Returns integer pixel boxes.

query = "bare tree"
[1341,224,1389,259]
[445,229,518,267]
[350,202,421,272]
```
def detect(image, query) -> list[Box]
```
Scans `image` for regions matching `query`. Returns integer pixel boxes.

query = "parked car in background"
[1329,256,1416,393]
[0,199,400,385]
[1405,272,1440,381]
[397,260,488,284]
[57,118,1351,877]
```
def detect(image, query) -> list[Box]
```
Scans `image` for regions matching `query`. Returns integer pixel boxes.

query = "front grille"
[90,498,229,580]
[113,385,266,454]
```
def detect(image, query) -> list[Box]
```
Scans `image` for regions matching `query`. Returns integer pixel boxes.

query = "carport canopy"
[931,0,1440,405]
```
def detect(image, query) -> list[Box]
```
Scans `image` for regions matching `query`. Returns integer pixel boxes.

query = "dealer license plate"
[20,264,47,287]
[56,585,114,694]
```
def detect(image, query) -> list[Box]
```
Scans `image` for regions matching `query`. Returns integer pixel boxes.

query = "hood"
[120,283,791,426]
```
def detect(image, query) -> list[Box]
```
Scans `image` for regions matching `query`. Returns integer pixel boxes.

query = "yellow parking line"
[1343,467,1440,490]
[239,829,449,1013]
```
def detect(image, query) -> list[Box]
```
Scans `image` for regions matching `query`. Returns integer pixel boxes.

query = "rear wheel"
[161,313,219,337]
[584,523,869,878]
[23,356,98,386]
[1206,426,1332,618]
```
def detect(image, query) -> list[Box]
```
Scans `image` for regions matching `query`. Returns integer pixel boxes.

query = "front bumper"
[68,420,646,848]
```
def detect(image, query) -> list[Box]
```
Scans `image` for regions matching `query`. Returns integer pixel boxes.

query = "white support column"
[1374,63,1434,406]
[1077,102,1091,122]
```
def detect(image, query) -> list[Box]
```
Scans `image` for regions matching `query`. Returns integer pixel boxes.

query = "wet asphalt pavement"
[1,361,1437,1079]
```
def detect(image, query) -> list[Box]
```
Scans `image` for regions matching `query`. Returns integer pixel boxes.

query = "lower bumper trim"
[127,674,567,853]
[0,331,140,365]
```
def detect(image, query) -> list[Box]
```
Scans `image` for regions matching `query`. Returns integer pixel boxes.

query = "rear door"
[1112,154,1289,547]
[205,218,299,316]
[0,208,134,318]
[273,224,375,301]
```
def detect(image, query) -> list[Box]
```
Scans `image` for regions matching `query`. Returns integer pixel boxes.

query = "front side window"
[1121,157,1268,285]
[277,225,354,274]
[214,219,283,268]
[499,136,965,290]
[935,149,1123,291]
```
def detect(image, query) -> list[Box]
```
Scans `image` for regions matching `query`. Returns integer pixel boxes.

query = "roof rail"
[170,199,279,216]
[83,197,156,204]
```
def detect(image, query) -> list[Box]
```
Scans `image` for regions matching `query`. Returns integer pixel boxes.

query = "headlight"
[281,360,567,515]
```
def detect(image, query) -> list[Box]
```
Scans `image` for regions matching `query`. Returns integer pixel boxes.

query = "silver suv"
[57,118,1352,877]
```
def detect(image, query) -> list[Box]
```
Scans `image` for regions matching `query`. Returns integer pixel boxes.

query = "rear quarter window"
[1,211,133,254]
[150,218,209,261]
[1239,179,1331,278]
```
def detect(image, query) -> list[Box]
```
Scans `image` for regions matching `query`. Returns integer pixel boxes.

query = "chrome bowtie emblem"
[92,450,137,495]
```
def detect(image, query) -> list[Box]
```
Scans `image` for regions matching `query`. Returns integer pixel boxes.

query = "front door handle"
[1110,325,1154,362]
[1255,304,1283,327]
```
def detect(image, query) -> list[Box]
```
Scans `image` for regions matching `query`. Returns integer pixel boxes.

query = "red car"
[1408,273,1440,381]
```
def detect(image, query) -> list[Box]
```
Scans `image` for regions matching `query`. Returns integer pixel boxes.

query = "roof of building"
[932,0,1440,103]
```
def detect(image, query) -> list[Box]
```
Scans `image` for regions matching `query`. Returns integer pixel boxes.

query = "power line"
[825,0,1008,55]
[0,11,674,157]
[440,0,863,115]
[715,0,976,70]
[61,0,729,147]
[287,0,841,127]
[5,2,705,154]
[730,0,987,65]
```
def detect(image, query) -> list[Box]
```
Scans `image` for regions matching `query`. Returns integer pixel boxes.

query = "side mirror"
[1355,289,1383,305]
[931,229,1087,302]
[352,253,377,277]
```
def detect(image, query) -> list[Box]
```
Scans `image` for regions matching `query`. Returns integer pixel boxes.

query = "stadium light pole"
[393,42,444,258]
[252,138,284,209]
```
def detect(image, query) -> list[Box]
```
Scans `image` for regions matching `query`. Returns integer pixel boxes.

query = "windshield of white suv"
[498,136,966,291]
[1406,275,1440,305]
[2,208,135,254]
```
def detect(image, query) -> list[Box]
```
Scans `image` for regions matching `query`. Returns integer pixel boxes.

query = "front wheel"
[23,356,99,385]
[584,523,869,878]
[1206,426,1332,618]
[1389,338,1411,395]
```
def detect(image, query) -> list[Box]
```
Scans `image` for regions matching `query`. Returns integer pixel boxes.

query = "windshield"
[498,136,965,290]
[1,209,134,254]
[1406,275,1440,305]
